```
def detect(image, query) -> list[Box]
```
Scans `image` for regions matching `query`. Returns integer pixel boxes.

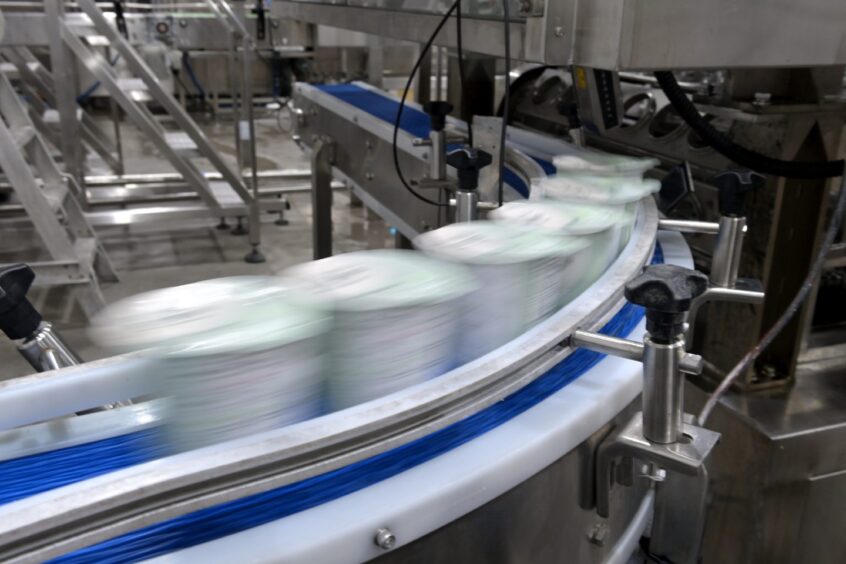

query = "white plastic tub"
[280,250,475,410]
[489,200,628,297]
[89,277,329,453]
[414,221,587,364]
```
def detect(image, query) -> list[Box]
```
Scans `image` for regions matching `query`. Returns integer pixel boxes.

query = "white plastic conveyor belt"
[149,230,691,564]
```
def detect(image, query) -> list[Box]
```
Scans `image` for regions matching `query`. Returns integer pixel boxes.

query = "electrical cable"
[455,3,473,146]
[76,54,121,104]
[497,0,511,207]
[698,173,846,425]
[392,1,462,208]
[654,71,845,180]
[181,52,207,99]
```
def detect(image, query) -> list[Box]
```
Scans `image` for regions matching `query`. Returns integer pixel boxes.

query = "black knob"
[0,264,42,340]
[624,264,708,343]
[713,169,765,217]
[423,101,453,132]
[447,148,492,192]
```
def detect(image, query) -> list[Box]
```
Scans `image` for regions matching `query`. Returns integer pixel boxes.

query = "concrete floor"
[0,112,393,379]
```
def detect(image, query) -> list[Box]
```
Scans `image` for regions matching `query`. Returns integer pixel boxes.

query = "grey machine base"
[374,403,648,564]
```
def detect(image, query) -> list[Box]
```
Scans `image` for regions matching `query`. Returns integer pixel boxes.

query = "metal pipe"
[710,216,747,287]
[17,322,82,373]
[453,190,479,222]
[571,330,644,362]
[642,337,685,444]
[658,219,721,235]
[430,129,446,181]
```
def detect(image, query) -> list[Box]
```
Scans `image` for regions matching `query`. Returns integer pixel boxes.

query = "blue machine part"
[49,245,664,563]
[0,428,162,506]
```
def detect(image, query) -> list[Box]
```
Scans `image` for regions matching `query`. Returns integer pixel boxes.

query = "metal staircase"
[0,70,116,317]
[0,46,123,176]
[65,0,255,216]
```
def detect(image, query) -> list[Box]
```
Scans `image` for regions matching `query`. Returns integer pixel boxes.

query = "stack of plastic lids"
[530,151,660,247]
[489,200,627,298]
[89,277,329,453]
[414,221,588,364]
[280,250,475,411]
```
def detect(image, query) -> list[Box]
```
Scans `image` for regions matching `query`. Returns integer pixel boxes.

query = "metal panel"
[375,405,649,564]
[274,0,846,69]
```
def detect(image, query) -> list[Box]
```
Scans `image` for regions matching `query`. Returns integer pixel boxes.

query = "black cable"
[455,3,473,146]
[392,2,461,208]
[654,71,845,180]
[698,174,846,425]
[497,0,511,206]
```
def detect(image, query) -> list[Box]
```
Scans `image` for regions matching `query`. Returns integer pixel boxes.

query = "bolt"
[753,92,772,106]
[374,528,396,550]
[588,523,609,547]
[518,0,533,14]
[365,172,375,181]
[365,140,373,150]
[554,26,565,38]
[179,19,188,28]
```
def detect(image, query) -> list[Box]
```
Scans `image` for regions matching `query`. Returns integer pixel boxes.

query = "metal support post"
[311,138,334,260]
[239,25,264,263]
[44,0,86,200]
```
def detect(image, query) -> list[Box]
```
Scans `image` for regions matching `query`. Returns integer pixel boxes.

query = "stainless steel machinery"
[0,1,844,563]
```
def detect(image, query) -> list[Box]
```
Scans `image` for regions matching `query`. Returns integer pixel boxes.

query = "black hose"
[392,2,460,208]
[654,71,845,180]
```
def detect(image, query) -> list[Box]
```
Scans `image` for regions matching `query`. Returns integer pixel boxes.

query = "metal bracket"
[686,278,765,343]
[595,413,721,518]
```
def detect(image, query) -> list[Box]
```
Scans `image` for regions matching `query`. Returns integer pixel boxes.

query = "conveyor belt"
[316,83,555,196]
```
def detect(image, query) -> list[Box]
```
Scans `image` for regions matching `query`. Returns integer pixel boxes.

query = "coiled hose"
[654,71,845,180]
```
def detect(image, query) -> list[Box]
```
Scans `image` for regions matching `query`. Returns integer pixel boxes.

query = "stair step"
[74,237,98,268]
[11,126,35,149]
[83,35,110,47]
[116,78,152,103]
[164,131,200,156]
[42,108,85,126]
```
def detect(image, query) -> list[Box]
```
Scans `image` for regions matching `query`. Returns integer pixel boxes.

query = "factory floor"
[0,112,393,379]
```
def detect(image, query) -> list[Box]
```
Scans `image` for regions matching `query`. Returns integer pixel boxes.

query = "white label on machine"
[239,120,251,140]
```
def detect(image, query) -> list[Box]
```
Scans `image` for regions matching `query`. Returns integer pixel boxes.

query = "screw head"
[374,528,396,550]
[554,26,565,37]
[588,523,608,546]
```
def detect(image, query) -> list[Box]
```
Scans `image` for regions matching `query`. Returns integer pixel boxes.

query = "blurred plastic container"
[530,175,660,247]
[89,277,329,453]
[489,200,627,296]
[414,221,587,364]
[280,250,475,411]
[552,151,658,178]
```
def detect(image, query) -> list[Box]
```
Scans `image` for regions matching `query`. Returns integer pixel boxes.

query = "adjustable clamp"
[571,265,720,529]
[0,264,81,372]
[659,169,766,340]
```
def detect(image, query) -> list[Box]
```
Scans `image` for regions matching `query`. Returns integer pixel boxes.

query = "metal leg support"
[311,137,334,260]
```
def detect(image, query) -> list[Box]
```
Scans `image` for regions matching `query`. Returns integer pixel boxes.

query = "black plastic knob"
[422,101,453,133]
[447,148,492,192]
[624,264,708,343]
[714,169,765,217]
[0,264,42,340]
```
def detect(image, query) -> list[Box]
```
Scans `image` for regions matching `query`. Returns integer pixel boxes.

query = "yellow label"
[575,67,588,90]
